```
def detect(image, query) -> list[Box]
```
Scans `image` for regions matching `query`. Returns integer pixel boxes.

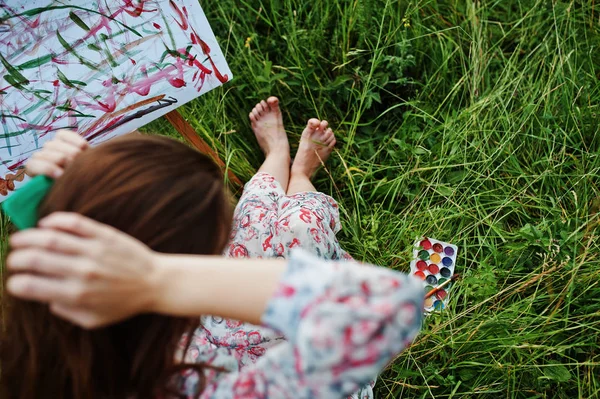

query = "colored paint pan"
[416,260,428,271]
[424,297,435,308]
[428,263,440,274]
[425,275,438,285]
[440,267,452,278]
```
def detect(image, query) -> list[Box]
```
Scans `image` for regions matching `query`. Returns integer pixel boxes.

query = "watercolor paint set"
[409,237,458,312]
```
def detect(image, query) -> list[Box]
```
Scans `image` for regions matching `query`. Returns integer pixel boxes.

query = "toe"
[328,137,336,148]
[252,109,261,120]
[306,118,320,132]
[249,112,256,122]
[255,103,265,115]
[324,128,334,142]
[319,120,329,132]
[260,100,268,112]
[266,96,279,109]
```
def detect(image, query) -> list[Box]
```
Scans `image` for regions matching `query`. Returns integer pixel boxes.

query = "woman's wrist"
[145,253,219,317]
[143,253,287,324]
[145,252,190,316]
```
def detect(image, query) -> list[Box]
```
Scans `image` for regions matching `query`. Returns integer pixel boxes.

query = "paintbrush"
[425,274,459,299]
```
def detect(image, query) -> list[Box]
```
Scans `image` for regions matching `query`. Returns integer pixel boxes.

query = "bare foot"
[291,118,336,178]
[249,97,289,157]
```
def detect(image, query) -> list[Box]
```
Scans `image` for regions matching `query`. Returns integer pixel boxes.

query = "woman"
[2,133,234,399]
[4,99,423,398]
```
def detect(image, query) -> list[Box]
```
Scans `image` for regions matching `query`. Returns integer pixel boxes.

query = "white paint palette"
[409,237,458,312]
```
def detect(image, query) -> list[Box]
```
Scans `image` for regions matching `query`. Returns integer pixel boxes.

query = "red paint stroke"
[68,97,80,128]
[169,0,188,30]
[51,56,69,65]
[7,160,26,170]
[153,22,161,29]
[79,83,117,112]
[176,47,211,74]
[17,123,56,131]
[125,61,187,96]
[190,31,229,83]
[13,13,41,30]
[123,0,157,17]
[169,78,185,88]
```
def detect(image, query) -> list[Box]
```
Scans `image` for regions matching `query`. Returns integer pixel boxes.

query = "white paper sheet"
[0,0,231,200]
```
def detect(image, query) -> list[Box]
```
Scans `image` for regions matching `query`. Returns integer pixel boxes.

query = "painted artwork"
[0,0,231,200]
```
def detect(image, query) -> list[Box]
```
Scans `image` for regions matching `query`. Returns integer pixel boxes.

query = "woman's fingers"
[7,213,157,327]
[50,303,105,329]
[55,129,89,149]
[7,248,95,276]
[26,158,64,178]
[9,228,95,254]
[41,140,83,158]
[26,131,87,178]
[38,212,120,240]
[32,148,71,167]
[6,274,82,303]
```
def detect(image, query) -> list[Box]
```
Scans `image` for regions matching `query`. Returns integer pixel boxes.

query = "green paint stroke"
[4,75,28,90]
[56,68,86,88]
[69,11,90,31]
[16,54,53,70]
[56,30,100,71]
[161,13,176,50]
[0,53,29,86]
[1,5,142,37]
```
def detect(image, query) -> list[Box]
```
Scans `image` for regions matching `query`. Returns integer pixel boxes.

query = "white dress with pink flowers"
[180,173,422,398]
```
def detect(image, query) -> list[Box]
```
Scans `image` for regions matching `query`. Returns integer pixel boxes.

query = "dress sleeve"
[198,249,423,399]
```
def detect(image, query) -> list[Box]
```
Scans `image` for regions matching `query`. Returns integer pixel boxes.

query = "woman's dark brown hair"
[0,134,233,399]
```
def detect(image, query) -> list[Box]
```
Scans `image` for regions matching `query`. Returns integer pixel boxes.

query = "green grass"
[153,1,600,397]
[3,0,600,397]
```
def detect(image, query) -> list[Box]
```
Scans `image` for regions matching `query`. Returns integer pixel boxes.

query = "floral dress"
[179,249,423,398]
[181,173,421,398]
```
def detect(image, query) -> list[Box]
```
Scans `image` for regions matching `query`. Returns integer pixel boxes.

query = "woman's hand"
[27,130,89,178]
[7,212,287,328]
[6,212,159,328]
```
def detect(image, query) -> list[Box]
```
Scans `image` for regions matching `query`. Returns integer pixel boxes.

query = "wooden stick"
[425,274,459,299]
[164,110,242,187]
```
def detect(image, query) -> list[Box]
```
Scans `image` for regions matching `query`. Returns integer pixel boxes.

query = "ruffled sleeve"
[198,249,423,398]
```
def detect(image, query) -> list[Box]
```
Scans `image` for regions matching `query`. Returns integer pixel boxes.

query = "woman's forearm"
[150,254,287,325]
[7,213,288,328]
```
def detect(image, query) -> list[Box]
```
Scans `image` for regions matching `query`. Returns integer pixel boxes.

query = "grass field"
[143,1,599,396]
[3,0,600,397]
